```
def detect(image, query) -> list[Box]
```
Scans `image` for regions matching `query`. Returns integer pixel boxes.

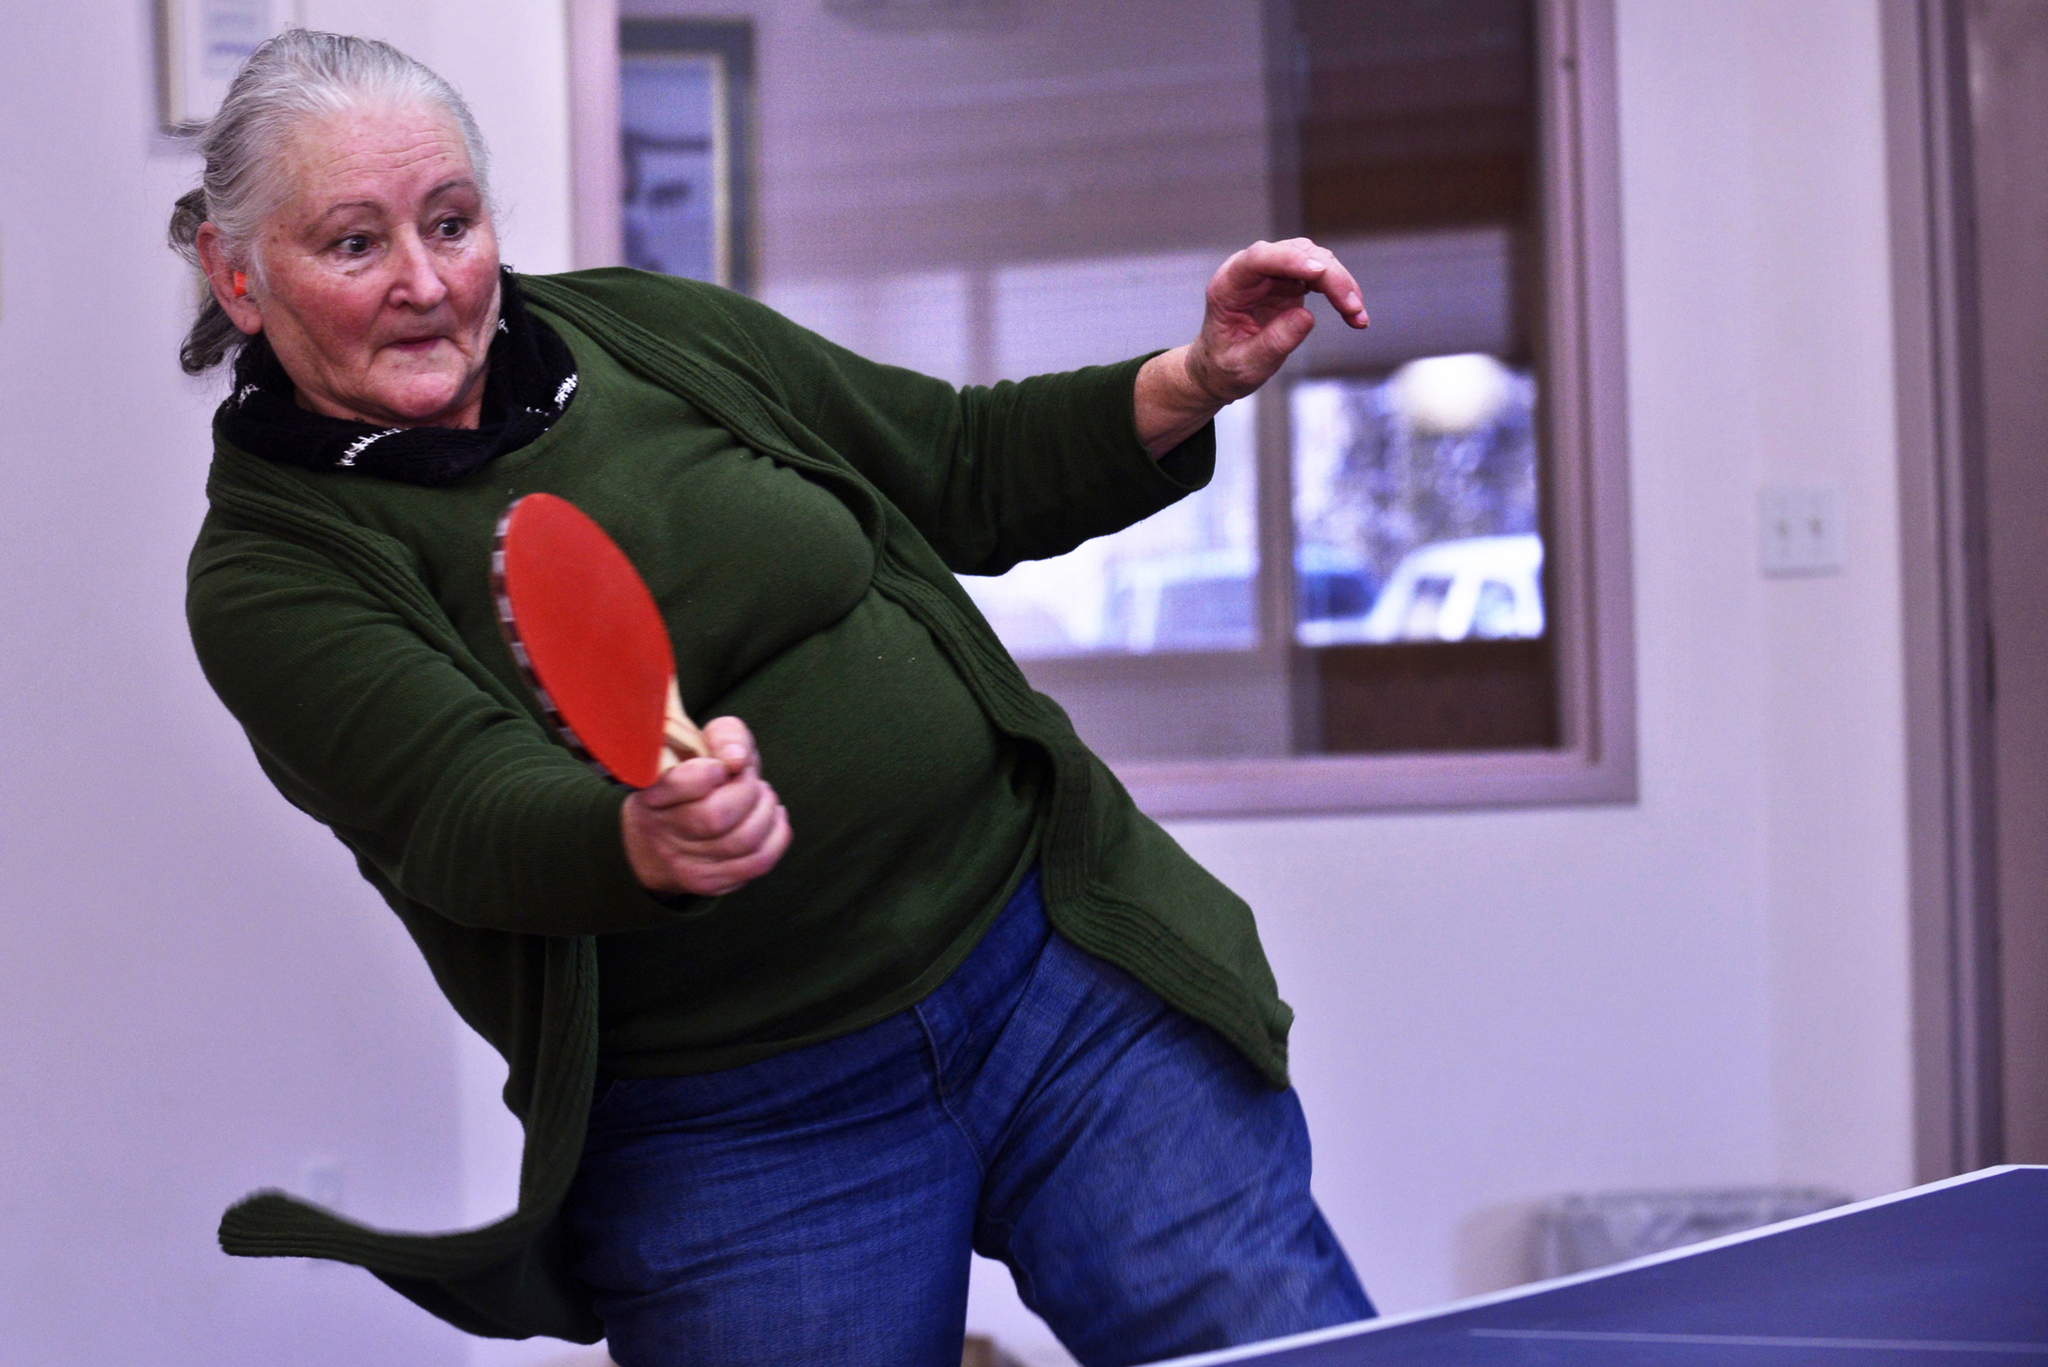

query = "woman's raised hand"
[1192,238,1368,397]
[621,715,792,897]
[1135,238,1368,456]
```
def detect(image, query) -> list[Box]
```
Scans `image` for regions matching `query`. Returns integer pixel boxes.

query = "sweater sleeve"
[553,269,1218,576]
[187,526,696,937]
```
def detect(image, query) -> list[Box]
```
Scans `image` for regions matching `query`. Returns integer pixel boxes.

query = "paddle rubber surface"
[493,493,675,788]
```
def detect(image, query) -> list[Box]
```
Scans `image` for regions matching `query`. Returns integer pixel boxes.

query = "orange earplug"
[232,271,248,298]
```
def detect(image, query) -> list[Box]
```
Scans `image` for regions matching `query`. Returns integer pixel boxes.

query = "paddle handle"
[657,675,712,774]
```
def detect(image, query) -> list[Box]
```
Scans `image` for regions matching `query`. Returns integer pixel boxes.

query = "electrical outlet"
[1759,485,1844,576]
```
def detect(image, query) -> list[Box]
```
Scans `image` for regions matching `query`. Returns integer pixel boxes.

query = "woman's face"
[221,102,501,429]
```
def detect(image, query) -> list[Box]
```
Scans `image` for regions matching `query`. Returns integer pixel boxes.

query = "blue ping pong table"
[1151,1166,2048,1365]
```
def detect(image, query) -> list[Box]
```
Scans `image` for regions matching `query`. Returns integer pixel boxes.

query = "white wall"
[0,2,572,1364]
[1742,2,1913,1197]
[0,0,1911,1361]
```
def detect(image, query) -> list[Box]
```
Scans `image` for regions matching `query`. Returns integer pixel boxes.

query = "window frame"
[566,0,1636,818]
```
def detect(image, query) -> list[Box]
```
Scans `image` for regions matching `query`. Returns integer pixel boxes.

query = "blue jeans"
[564,870,1372,1367]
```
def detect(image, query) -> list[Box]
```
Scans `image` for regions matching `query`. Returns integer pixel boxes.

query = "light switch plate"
[1759,485,1844,576]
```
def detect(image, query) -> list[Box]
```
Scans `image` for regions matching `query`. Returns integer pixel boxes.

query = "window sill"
[1121,742,1637,821]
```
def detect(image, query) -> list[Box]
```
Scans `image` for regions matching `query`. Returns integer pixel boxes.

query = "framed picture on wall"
[160,0,301,132]
[619,20,755,293]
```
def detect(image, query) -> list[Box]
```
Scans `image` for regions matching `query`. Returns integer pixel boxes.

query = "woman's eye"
[338,234,371,255]
[435,217,467,239]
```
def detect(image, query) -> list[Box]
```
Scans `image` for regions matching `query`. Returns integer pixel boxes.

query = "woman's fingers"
[1305,250,1368,328]
[665,769,772,843]
[619,712,791,896]
[680,777,783,859]
[640,714,761,808]
[621,777,790,895]
[700,714,757,775]
[654,792,791,897]
[1183,236,1370,403]
[689,804,792,896]
[641,755,737,807]
[1214,239,1368,329]
[1254,304,1319,365]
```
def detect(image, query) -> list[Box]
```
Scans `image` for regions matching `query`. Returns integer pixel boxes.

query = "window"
[569,0,1633,814]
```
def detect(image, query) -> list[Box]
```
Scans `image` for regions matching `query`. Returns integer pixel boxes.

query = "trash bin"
[1532,1187,1852,1278]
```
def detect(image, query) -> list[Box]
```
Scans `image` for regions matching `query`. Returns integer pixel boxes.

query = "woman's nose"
[388,231,450,309]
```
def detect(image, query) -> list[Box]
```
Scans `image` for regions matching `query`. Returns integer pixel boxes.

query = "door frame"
[1884,0,2004,1180]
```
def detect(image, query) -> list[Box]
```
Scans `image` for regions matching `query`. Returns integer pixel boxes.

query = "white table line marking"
[1469,1329,2048,1355]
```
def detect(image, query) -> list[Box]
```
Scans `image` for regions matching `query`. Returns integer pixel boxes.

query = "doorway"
[1894,0,2048,1174]
[1966,0,2048,1164]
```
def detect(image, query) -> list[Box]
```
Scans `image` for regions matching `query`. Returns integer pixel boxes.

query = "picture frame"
[159,0,301,132]
[617,19,755,293]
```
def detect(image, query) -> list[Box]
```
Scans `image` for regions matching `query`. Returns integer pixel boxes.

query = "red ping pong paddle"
[492,493,710,788]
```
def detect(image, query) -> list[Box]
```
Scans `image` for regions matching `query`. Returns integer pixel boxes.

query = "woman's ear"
[195,222,264,336]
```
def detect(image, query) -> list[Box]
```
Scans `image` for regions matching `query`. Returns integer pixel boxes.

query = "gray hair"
[166,30,494,375]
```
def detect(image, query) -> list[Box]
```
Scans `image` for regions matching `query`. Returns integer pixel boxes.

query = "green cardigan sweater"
[189,270,1292,1342]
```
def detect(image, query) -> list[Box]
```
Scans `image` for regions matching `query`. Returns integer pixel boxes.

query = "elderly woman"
[176,30,1373,1367]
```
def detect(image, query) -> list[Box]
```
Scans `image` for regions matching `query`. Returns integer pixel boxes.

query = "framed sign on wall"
[160,0,301,132]
[617,19,755,293]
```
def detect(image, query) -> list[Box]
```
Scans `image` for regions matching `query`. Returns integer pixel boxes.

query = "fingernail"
[719,745,747,762]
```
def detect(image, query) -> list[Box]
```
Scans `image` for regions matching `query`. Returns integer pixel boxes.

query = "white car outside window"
[1300,533,1545,645]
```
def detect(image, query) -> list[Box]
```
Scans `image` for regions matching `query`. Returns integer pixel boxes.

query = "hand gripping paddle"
[492,493,710,787]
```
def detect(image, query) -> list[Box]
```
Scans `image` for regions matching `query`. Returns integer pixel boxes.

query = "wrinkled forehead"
[274,102,481,224]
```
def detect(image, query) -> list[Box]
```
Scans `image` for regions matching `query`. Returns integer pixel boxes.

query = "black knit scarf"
[215,270,578,487]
